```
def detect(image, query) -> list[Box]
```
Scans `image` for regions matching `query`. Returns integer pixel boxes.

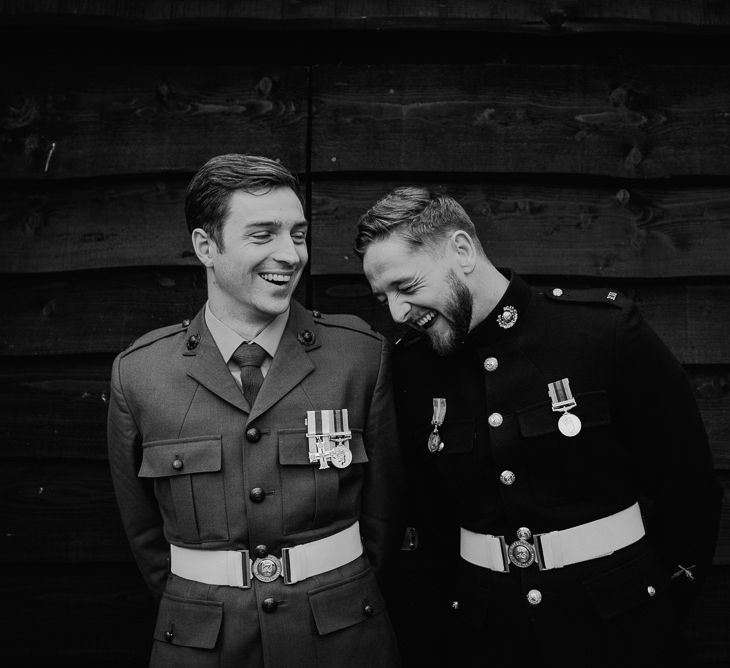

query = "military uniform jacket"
[392,272,721,667]
[108,301,403,668]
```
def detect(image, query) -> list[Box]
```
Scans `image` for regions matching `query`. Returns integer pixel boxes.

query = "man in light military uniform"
[107,154,402,667]
[356,187,722,667]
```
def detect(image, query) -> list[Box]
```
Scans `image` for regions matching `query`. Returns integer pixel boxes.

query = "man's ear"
[191,228,216,267]
[449,230,478,275]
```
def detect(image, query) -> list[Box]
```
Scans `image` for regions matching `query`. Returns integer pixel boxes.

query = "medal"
[306,409,353,469]
[428,398,447,453]
[548,378,582,437]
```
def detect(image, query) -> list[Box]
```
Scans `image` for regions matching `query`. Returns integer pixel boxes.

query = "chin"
[427,328,457,356]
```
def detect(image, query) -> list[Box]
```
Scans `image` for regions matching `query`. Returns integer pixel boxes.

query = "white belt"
[461,503,645,572]
[170,522,362,588]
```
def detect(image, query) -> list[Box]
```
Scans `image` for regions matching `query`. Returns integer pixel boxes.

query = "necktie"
[231,342,268,407]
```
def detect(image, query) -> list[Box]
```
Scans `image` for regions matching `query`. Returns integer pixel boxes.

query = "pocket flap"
[434,419,475,455]
[583,552,666,619]
[139,436,222,478]
[308,570,384,636]
[153,593,223,649]
[278,429,367,466]
[517,390,610,438]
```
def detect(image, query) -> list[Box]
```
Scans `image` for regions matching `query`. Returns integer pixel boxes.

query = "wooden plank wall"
[1,2,729,665]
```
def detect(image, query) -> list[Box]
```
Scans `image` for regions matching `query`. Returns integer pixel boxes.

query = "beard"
[427,270,473,356]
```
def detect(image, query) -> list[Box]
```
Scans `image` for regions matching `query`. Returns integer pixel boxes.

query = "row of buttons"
[482,354,515,488]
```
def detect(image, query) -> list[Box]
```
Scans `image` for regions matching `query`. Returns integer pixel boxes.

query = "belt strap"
[461,503,645,572]
[170,521,363,588]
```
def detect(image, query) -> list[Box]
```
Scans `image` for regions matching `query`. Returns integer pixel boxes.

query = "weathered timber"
[0,179,193,273]
[311,276,730,365]
[0,266,309,356]
[0,460,130,562]
[2,361,728,467]
[311,63,730,177]
[311,180,730,277]
[0,460,726,565]
[7,178,730,275]
[2,1,730,32]
[0,65,308,179]
[2,563,155,666]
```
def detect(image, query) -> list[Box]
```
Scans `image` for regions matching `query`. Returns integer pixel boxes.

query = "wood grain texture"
[0,65,308,179]
[311,63,730,177]
[7,177,730,275]
[1,563,155,666]
[311,180,730,277]
[2,360,728,467]
[312,275,730,365]
[1,1,730,31]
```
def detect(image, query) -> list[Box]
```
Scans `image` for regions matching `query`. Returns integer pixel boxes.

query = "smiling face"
[363,234,473,355]
[193,186,308,333]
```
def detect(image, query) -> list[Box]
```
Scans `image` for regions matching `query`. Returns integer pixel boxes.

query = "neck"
[207,295,274,341]
[467,261,509,331]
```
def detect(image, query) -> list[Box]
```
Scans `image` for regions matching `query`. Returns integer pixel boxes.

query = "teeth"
[416,311,436,327]
[260,273,291,283]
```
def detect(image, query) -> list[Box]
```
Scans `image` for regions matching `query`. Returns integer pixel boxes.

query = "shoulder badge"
[120,322,188,358]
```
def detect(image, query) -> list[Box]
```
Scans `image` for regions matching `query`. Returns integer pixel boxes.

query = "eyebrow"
[245,219,309,229]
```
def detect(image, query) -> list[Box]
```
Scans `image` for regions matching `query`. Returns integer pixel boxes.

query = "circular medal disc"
[558,412,582,437]
[427,432,443,453]
[331,446,353,469]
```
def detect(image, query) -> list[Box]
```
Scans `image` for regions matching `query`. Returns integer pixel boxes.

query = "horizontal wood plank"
[2,1,730,32]
[2,563,155,665]
[312,63,730,177]
[2,360,728,468]
[0,65,308,179]
[311,180,730,277]
[0,460,727,565]
[312,275,730,365]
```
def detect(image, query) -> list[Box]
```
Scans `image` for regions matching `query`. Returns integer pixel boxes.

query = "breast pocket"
[516,390,611,504]
[278,428,368,535]
[139,435,228,543]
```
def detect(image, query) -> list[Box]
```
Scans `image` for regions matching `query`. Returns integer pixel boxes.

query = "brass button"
[647,586,656,597]
[262,598,278,613]
[451,601,459,610]
[483,357,498,372]
[527,589,542,605]
[164,629,174,642]
[172,458,183,471]
[363,602,375,617]
[182,319,191,327]
[249,487,265,503]
[312,310,322,318]
[246,427,261,443]
[552,288,563,297]
[488,412,503,428]
[254,545,268,559]
[516,527,532,541]
[500,470,516,485]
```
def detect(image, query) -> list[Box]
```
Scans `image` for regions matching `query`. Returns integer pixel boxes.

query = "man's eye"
[292,232,307,243]
[251,232,272,241]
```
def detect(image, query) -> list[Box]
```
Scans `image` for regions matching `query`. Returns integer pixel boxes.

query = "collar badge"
[497,305,518,329]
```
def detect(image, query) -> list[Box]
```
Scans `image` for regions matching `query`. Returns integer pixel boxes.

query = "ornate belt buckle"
[251,554,283,583]
[506,527,544,570]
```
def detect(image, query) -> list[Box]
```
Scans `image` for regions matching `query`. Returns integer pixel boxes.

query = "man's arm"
[107,354,169,600]
[615,301,723,615]
[359,337,406,574]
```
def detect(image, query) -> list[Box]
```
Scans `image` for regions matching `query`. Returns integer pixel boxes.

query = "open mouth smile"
[414,310,437,330]
[259,273,292,286]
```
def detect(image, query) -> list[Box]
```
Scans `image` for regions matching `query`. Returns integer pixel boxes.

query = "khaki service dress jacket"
[108,301,403,667]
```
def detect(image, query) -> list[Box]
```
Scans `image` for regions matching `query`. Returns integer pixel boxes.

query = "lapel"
[248,301,320,423]
[183,307,249,413]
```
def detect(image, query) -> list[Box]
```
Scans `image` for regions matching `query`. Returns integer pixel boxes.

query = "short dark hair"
[354,186,481,257]
[185,154,300,249]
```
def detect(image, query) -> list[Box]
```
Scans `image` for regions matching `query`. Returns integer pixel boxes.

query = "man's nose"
[389,297,410,324]
[273,235,301,265]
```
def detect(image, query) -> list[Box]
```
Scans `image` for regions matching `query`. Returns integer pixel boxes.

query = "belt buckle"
[505,529,547,571]
[251,554,283,583]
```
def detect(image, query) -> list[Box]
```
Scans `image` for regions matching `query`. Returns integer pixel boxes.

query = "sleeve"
[614,301,723,616]
[107,354,169,601]
[359,337,407,574]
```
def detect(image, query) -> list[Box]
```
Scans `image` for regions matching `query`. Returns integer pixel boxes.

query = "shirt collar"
[204,303,289,362]
[461,269,532,348]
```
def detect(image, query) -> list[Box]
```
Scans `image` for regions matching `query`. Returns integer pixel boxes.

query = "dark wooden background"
[1,2,729,665]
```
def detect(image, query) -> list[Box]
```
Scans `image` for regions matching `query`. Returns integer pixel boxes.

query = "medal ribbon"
[548,378,577,412]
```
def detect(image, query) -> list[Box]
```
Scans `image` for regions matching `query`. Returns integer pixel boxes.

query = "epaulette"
[544,286,627,308]
[310,310,381,341]
[119,320,190,357]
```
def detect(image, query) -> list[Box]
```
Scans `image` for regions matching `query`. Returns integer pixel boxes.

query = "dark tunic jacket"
[390,271,721,667]
[108,301,403,668]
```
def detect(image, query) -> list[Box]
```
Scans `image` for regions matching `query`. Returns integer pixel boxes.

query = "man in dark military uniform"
[107,154,403,667]
[355,186,722,667]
